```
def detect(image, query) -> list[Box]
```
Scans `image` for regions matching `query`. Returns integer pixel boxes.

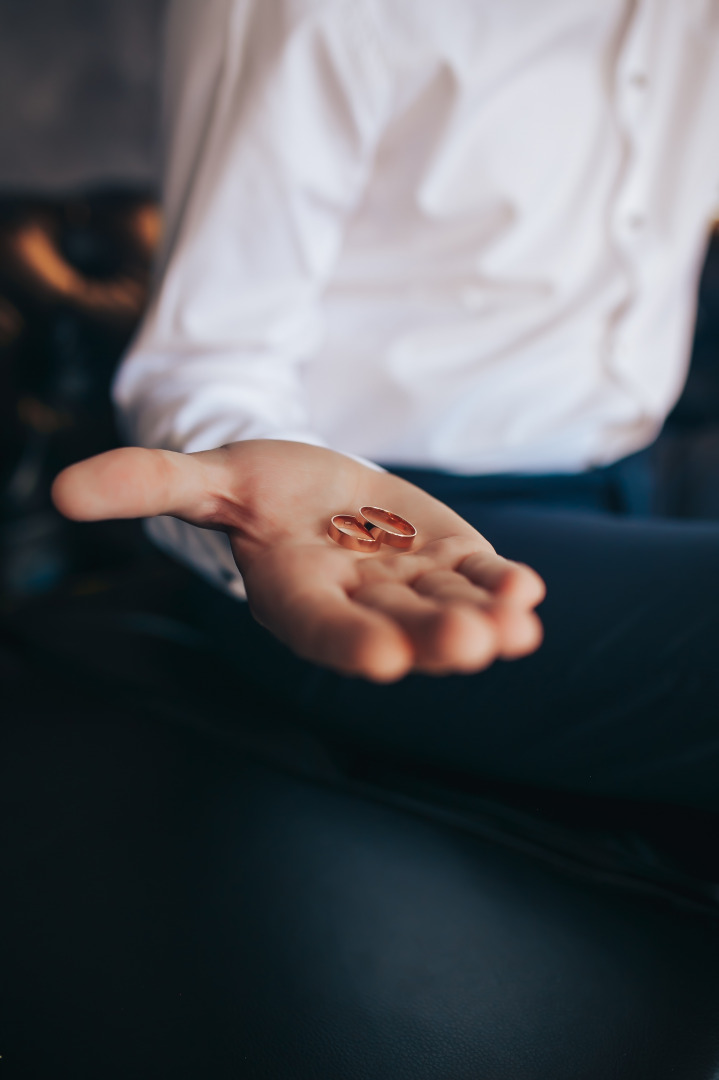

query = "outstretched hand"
[52,440,545,682]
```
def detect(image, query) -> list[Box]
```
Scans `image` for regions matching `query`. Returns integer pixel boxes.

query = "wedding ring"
[358,506,417,550]
[327,514,380,552]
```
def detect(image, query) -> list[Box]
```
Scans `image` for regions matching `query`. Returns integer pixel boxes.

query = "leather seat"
[4,579,719,1079]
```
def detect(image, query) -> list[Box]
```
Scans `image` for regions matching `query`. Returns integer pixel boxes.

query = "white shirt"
[115,0,719,596]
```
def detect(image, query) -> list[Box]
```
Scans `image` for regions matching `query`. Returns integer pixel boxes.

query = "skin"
[52,439,546,682]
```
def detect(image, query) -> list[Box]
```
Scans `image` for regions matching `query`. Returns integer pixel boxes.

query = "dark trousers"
[194,448,719,814]
[5,447,719,1078]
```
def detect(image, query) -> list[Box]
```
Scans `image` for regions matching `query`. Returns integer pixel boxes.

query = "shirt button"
[628,71,648,89]
[627,212,646,230]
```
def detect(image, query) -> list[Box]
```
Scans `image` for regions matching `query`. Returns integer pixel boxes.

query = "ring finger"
[351,580,499,673]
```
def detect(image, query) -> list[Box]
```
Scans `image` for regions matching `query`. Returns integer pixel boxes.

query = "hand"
[52,440,545,682]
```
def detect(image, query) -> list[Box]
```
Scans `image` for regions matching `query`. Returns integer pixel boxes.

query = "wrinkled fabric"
[115,0,719,594]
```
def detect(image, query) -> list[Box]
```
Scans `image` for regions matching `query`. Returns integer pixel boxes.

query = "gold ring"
[358,506,417,550]
[327,514,380,552]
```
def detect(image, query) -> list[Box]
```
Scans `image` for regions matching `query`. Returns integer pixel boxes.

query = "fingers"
[411,567,543,659]
[52,446,216,524]
[457,553,545,657]
[241,542,415,682]
[413,567,498,607]
[273,584,415,683]
[258,538,545,679]
[246,544,505,681]
[353,573,542,671]
[354,539,544,667]
[356,538,545,612]
[457,550,546,607]
[351,580,500,673]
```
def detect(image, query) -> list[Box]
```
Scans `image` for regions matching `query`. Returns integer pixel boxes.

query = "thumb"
[51,446,219,525]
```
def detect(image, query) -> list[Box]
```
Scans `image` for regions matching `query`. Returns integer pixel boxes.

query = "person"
[52,0,719,813]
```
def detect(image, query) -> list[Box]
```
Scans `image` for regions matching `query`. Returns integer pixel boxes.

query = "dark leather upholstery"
[4,585,719,1080]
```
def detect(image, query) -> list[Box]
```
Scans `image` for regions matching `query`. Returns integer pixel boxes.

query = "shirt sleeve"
[113,0,391,596]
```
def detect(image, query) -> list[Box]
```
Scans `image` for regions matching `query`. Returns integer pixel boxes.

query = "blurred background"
[0,0,166,611]
[0,0,718,623]
[0,0,200,707]
[0,0,163,192]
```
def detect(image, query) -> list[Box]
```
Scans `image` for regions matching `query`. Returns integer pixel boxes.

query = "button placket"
[610,1,654,244]
[603,1,655,385]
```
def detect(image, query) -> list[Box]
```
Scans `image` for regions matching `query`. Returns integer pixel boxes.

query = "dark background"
[0,0,164,195]
[0,0,169,602]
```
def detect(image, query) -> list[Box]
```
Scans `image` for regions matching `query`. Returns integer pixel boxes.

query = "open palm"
[52,439,545,681]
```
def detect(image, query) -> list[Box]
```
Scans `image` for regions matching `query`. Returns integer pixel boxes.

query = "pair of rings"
[328,506,417,552]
